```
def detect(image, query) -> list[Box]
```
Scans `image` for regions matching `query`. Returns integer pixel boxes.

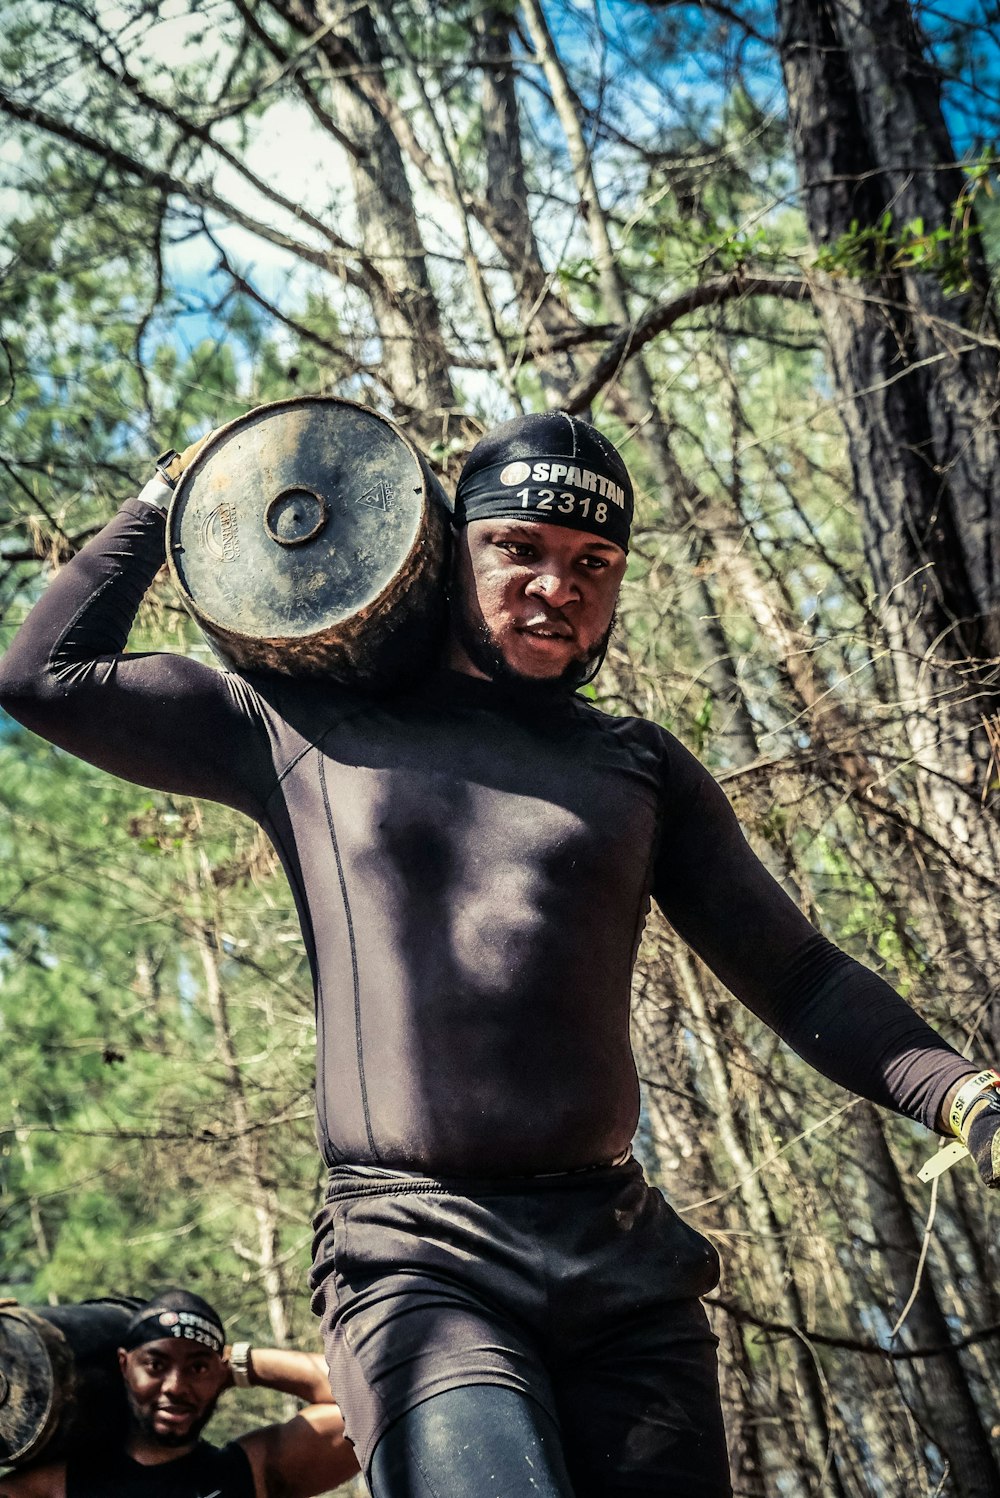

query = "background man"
[0,1287,359,1498]
[0,409,997,1498]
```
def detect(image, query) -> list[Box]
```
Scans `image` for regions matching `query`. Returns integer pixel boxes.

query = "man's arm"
[0,1463,65,1498]
[230,1347,359,1498]
[0,494,273,812]
[654,734,987,1145]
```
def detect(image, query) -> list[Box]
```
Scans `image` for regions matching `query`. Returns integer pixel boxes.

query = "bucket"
[0,1299,140,1469]
[166,396,453,684]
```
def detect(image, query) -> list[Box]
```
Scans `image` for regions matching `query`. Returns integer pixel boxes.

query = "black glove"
[965,1093,1000,1188]
[155,426,224,488]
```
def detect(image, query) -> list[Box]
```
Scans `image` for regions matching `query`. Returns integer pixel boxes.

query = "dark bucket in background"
[0,1298,140,1470]
[166,396,453,685]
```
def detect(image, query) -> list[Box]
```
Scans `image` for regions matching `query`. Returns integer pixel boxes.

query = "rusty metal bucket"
[166,396,452,683]
[0,1298,140,1470]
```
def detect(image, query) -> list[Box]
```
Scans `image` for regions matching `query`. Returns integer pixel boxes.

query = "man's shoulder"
[171,1439,255,1493]
[0,1461,66,1498]
[569,694,679,756]
[232,667,376,771]
[197,1439,256,1486]
[569,696,719,796]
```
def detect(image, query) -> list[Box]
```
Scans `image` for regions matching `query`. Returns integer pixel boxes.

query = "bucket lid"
[0,1309,65,1465]
[167,396,445,645]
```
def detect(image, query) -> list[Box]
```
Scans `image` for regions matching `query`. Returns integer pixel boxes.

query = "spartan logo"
[201,502,241,562]
[497,459,626,508]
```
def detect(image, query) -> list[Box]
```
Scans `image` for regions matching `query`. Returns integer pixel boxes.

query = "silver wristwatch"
[229,1341,254,1387]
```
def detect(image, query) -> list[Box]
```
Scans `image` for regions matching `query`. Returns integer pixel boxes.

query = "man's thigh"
[553,1296,732,1498]
[310,1182,556,1474]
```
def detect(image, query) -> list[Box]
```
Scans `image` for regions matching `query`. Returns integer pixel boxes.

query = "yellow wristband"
[948,1069,1000,1143]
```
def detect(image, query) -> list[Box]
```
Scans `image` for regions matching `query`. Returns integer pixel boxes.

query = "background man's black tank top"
[66,1440,255,1498]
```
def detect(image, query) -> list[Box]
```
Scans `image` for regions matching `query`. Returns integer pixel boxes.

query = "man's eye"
[580,556,609,569]
[497,542,533,558]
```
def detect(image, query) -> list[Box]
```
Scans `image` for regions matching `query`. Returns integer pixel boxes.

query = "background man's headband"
[122,1290,225,1354]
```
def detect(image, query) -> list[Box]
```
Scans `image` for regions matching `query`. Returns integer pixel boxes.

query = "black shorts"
[309,1158,731,1494]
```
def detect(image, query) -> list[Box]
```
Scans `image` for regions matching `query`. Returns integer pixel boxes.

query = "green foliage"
[813,155,997,295]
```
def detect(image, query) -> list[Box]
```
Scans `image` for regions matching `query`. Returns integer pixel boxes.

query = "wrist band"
[229,1341,253,1388]
[947,1069,1000,1143]
[918,1067,1000,1184]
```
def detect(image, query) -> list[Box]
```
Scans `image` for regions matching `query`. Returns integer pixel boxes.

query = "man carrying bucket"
[0,1287,358,1498]
[1,409,998,1497]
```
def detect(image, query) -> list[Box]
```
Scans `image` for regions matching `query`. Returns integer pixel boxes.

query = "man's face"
[449,519,627,687]
[118,1339,226,1449]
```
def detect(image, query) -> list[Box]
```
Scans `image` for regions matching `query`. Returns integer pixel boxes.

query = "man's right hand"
[155,426,225,488]
[137,426,225,512]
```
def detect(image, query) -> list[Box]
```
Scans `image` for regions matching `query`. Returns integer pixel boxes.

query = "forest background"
[2,0,1000,1493]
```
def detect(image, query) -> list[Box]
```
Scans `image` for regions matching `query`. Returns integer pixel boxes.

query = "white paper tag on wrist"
[918,1140,967,1182]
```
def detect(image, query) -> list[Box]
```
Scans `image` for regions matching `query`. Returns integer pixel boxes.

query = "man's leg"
[310,1181,571,1485]
[368,1385,576,1498]
[553,1296,732,1498]
[537,1165,731,1497]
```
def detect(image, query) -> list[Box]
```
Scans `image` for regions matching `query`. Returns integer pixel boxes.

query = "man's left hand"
[966,1094,1000,1187]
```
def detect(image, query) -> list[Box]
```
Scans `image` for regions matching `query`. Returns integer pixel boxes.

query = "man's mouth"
[156,1405,195,1424]
[519,620,573,641]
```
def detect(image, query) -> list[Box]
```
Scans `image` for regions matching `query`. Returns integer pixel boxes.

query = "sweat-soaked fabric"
[0,500,975,1173]
[309,1160,732,1493]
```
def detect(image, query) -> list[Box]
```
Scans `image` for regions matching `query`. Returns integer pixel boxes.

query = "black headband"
[455,454,632,552]
[123,1304,225,1355]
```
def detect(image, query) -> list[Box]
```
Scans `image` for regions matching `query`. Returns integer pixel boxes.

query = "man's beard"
[452,598,615,693]
[126,1389,220,1449]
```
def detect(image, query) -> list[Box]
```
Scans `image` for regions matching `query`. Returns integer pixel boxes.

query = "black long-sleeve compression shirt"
[0,501,973,1172]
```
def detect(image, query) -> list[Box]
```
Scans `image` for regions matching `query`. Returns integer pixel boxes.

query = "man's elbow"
[0,653,65,728]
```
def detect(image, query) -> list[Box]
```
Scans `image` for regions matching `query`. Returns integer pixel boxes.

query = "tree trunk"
[853,1103,1000,1494]
[474,4,581,403]
[777,0,1000,671]
[776,0,1000,1045]
[265,0,456,428]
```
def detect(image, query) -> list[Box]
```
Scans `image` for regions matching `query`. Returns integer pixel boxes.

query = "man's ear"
[446,524,468,592]
[212,1353,231,1395]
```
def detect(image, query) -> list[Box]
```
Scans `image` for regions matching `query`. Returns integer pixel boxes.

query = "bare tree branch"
[564,274,811,412]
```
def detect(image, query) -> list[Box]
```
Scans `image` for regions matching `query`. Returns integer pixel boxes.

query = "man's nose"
[161,1365,188,1396]
[525,569,577,607]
